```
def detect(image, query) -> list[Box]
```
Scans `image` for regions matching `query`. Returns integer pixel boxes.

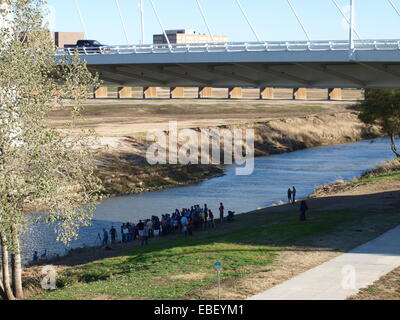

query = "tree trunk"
[390,134,400,158]
[11,229,23,299]
[0,233,16,300]
[0,264,7,300]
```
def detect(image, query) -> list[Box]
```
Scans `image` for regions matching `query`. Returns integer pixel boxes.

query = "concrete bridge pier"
[198,87,212,99]
[117,87,132,99]
[328,88,342,100]
[170,87,185,99]
[93,86,108,99]
[228,87,243,99]
[260,87,274,100]
[143,86,158,99]
[293,88,307,100]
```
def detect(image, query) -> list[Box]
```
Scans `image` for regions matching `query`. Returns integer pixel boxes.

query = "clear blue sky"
[46,0,400,44]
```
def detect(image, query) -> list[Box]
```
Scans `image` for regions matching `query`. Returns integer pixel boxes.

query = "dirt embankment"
[96,112,381,196]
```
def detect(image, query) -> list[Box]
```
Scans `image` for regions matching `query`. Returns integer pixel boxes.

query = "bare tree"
[0,0,101,300]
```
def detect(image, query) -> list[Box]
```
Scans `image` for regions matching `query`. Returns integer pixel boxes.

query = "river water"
[21,137,396,263]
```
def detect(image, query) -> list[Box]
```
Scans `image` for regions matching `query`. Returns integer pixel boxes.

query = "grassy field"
[30,206,399,300]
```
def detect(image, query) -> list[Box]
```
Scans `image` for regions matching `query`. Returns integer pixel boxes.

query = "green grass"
[32,209,378,300]
[359,171,400,184]
[344,171,400,188]
[367,286,378,292]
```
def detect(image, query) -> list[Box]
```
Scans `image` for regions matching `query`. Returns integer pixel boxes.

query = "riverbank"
[92,111,381,196]
[25,158,400,300]
[47,98,379,196]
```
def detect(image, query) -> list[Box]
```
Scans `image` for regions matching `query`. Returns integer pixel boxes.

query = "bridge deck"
[56,40,400,88]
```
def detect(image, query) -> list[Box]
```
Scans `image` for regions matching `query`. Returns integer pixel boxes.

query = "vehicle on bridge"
[64,40,108,54]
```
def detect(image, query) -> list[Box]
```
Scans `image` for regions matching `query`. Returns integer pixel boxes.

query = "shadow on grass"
[49,189,400,270]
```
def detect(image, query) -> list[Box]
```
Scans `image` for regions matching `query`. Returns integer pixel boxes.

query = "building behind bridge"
[52,32,85,48]
[153,29,227,44]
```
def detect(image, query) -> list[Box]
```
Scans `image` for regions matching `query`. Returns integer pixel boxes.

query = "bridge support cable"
[234,0,261,42]
[349,0,355,52]
[195,0,215,43]
[388,0,400,18]
[286,0,310,41]
[74,0,88,38]
[114,0,131,44]
[139,0,145,44]
[331,0,361,39]
[148,0,171,48]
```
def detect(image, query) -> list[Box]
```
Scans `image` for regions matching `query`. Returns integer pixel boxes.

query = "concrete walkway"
[249,225,400,300]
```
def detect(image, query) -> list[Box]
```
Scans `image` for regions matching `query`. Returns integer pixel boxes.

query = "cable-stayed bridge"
[57,39,400,89]
[55,0,400,91]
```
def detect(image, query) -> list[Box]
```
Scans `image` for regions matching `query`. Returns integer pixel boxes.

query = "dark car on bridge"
[64,40,108,54]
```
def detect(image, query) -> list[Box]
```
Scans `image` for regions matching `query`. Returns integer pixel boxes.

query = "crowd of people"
[100,202,236,247]
[33,188,310,262]
[99,187,309,248]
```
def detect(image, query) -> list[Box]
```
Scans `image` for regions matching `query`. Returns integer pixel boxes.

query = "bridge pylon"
[260,87,274,100]
[293,88,307,100]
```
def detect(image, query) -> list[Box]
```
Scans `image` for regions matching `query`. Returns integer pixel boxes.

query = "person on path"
[102,229,109,246]
[292,186,297,204]
[188,218,194,236]
[153,218,161,237]
[208,210,215,228]
[287,188,292,203]
[147,219,153,238]
[181,215,189,236]
[110,226,117,244]
[137,220,145,239]
[300,200,308,221]
[203,208,208,228]
[219,202,224,222]
[126,223,133,242]
[141,224,149,246]
[122,224,129,243]
[121,223,126,242]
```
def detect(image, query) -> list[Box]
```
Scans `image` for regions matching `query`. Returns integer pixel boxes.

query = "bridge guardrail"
[56,40,400,56]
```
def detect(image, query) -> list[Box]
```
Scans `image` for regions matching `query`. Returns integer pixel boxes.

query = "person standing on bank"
[32,251,38,263]
[141,223,149,246]
[292,186,297,204]
[219,202,224,222]
[102,229,109,246]
[110,226,117,244]
[287,188,292,203]
[300,200,308,221]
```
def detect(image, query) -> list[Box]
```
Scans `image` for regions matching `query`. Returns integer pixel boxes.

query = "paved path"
[249,225,400,300]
